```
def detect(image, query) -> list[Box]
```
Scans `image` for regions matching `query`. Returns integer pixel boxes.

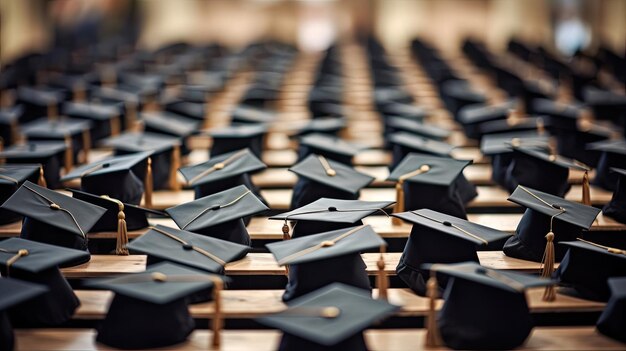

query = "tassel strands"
[210,277,224,348]
[38,166,47,187]
[393,164,430,225]
[376,245,388,301]
[582,170,591,206]
[425,274,442,348]
[169,145,182,191]
[144,157,153,208]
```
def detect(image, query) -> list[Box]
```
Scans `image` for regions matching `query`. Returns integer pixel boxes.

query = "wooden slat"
[14,327,626,351]
[60,255,147,278]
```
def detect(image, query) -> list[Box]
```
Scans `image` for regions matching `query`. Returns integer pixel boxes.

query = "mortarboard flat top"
[298,133,365,157]
[140,112,200,138]
[257,282,399,347]
[270,198,395,223]
[21,118,92,138]
[17,86,64,106]
[393,209,511,246]
[289,155,374,194]
[388,153,470,186]
[0,237,90,273]
[0,105,23,123]
[480,131,550,155]
[587,139,626,155]
[87,262,219,305]
[61,152,151,181]
[441,80,486,101]
[266,225,385,266]
[126,225,249,273]
[0,142,67,159]
[607,277,626,299]
[0,164,41,185]
[388,132,454,157]
[379,102,428,119]
[426,261,554,292]
[1,181,107,237]
[101,132,180,153]
[559,240,626,261]
[512,147,590,171]
[458,101,515,125]
[63,102,120,121]
[68,189,164,224]
[0,278,48,311]
[293,118,347,136]
[166,185,268,232]
[209,124,267,139]
[231,105,275,124]
[508,185,600,229]
[89,85,141,105]
[178,148,266,186]
[477,116,546,135]
[532,99,583,120]
[386,117,451,140]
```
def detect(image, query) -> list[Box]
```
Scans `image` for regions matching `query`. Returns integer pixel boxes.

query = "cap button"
[50,203,61,210]
[548,155,557,162]
[442,221,452,226]
[210,205,221,211]
[151,272,167,282]
[321,241,335,247]
[511,138,521,147]
[29,144,36,151]
[213,163,225,170]
[420,164,431,172]
[182,244,194,250]
[102,163,110,168]
[328,206,337,212]
[326,169,336,177]
[551,204,563,210]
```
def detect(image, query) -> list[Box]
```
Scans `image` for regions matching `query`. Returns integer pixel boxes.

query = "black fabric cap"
[21,118,91,139]
[480,131,550,156]
[588,139,626,191]
[0,237,90,273]
[231,105,275,124]
[209,124,267,158]
[141,111,199,137]
[257,282,398,348]
[0,106,23,146]
[293,118,346,137]
[297,133,364,166]
[179,148,266,186]
[290,154,374,194]
[386,117,451,140]
[597,277,626,343]
[602,168,626,224]
[271,198,394,224]
[389,132,455,169]
[0,164,41,224]
[0,142,66,189]
[457,101,515,139]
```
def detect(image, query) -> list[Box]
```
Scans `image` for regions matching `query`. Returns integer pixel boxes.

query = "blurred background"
[1,0,624,65]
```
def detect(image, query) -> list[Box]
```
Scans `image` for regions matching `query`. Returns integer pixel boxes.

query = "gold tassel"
[144,157,153,208]
[169,145,181,191]
[392,181,405,226]
[116,203,129,255]
[282,221,291,241]
[38,166,47,187]
[541,231,556,302]
[81,130,91,164]
[211,278,224,348]
[64,135,74,174]
[73,84,86,102]
[425,275,442,347]
[376,245,388,301]
[47,103,58,120]
[126,102,138,131]
[110,115,121,136]
[582,170,591,206]
[536,117,545,135]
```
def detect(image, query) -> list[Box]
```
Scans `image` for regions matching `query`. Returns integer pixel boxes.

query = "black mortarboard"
[0,278,47,351]
[388,154,472,219]
[597,277,626,343]
[179,148,266,202]
[89,85,141,129]
[378,102,428,121]
[0,142,67,189]
[503,185,601,263]
[257,282,398,350]
[15,86,64,123]
[373,87,413,111]
[293,118,347,137]
[0,238,89,326]
[297,133,364,166]
[480,131,551,188]
[388,132,454,169]
[555,239,626,301]
[426,262,554,350]
[101,132,181,190]
[88,262,221,349]
[209,124,267,159]
[126,224,249,274]
[270,198,395,239]
[477,116,546,136]
[588,139,626,191]
[165,185,268,245]
[62,101,122,144]
[20,118,92,164]
[394,209,510,296]
[457,101,515,139]
[308,86,343,117]
[385,117,451,141]
[61,152,151,205]
[231,105,275,124]
[602,168,626,223]
[163,99,206,121]
[0,164,43,224]
[0,106,22,146]
[308,102,344,118]
[289,154,375,210]
[140,111,199,155]
[504,146,589,197]
[440,80,486,119]
[1,181,106,256]
[584,86,626,123]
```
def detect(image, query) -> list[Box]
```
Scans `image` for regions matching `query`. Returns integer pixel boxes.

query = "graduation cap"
[165,185,268,245]
[440,80,486,119]
[87,262,226,349]
[0,142,68,189]
[503,185,601,294]
[163,99,205,121]
[1,181,107,256]
[0,105,22,146]
[89,85,141,129]
[0,238,89,326]
[62,101,122,143]
[290,153,375,209]
[126,224,249,274]
[480,131,551,188]
[293,118,347,137]
[308,102,344,118]
[257,282,398,350]
[393,209,511,296]
[101,132,182,191]
[597,277,626,343]
[179,148,266,201]
[602,168,626,223]
[0,278,48,351]
[209,124,267,159]
[385,117,451,147]
[504,146,590,197]
[422,262,555,350]
[457,101,515,139]
[555,238,626,301]
[270,198,395,239]
[388,132,455,169]
[69,189,165,254]
[378,101,428,121]
[140,111,199,155]
[477,115,546,136]
[0,164,45,224]
[588,139,626,191]
[297,133,364,166]
[61,152,152,206]
[15,86,64,123]
[231,105,275,124]
[388,154,473,220]
[20,118,92,165]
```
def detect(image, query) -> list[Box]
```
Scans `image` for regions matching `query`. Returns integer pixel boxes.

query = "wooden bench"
[14,327,625,351]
